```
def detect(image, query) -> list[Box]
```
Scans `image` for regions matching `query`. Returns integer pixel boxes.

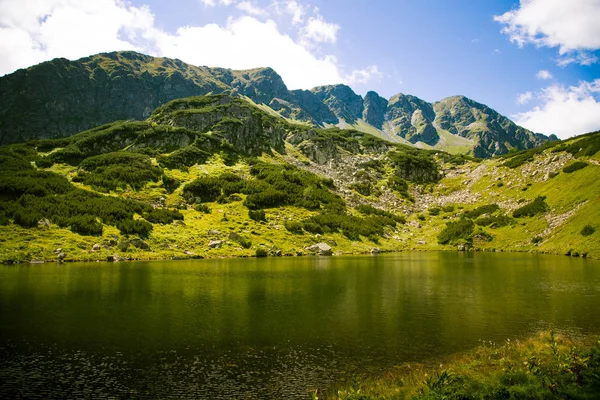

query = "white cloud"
[274,0,306,24]
[513,79,600,138]
[155,16,344,88]
[517,91,533,104]
[236,1,267,16]
[344,65,382,85]
[0,0,381,91]
[200,0,235,6]
[300,15,339,44]
[556,52,599,67]
[494,0,600,65]
[536,69,553,80]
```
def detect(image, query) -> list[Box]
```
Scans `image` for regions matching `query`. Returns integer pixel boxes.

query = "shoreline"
[3,246,597,265]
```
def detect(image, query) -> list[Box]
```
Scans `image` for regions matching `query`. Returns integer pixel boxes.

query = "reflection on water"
[1,252,599,398]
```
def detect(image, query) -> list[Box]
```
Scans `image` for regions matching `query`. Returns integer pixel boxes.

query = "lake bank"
[325,330,600,399]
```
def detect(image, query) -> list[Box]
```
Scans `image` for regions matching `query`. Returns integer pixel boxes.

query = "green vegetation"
[327,331,600,400]
[581,225,595,236]
[464,203,499,219]
[475,215,513,228]
[75,152,163,191]
[513,196,548,218]
[437,219,474,245]
[563,161,588,173]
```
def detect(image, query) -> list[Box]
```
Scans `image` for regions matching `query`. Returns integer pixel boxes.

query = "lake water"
[1,252,599,398]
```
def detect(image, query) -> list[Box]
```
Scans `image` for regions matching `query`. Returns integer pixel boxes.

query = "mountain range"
[0,51,553,157]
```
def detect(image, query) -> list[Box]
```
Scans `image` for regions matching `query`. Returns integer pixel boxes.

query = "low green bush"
[513,196,548,218]
[284,220,303,234]
[69,215,103,236]
[248,209,267,222]
[195,203,211,213]
[581,225,595,236]
[465,204,499,219]
[143,208,184,224]
[255,248,268,257]
[475,215,513,228]
[116,219,153,238]
[562,161,588,173]
[437,219,475,245]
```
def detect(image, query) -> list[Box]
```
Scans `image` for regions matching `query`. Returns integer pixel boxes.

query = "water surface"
[1,252,599,398]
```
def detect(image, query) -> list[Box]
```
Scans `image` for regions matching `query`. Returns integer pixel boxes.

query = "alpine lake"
[1,252,599,399]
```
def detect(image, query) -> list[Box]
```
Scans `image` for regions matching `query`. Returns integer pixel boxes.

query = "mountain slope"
[0,51,550,157]
[0,94,597,263]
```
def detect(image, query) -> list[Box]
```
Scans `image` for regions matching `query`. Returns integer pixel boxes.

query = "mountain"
[0,51,551,157]
[0,94,597,264]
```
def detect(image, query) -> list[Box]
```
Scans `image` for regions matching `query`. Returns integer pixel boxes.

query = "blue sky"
[0,0,599,138]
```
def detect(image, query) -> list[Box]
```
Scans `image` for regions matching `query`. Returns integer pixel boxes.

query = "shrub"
[496,182,504,187]
[77,152,163,191]
[438,219,475,245]
[195,203,211,214]
[513,196,548,218]
[255,248,268,257]
[441,205,455,213]
[388,175,409,193]
[562,161,588,173]
[475,215,513,228]
[248,209,267,222]
[581,225,595,236]
[465,204,499,219]
[349,182,374,196]
[284,220,303,234]
[417,214,426,221]
[116,219,153,238]
[532,236,543,244]
[69,215,103,236]
[157,146,210,169]
[143,208,183,224]
[162,174,180,193]
[428,207,441,216]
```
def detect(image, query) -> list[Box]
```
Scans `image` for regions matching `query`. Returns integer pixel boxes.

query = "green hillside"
[0,95,597,263]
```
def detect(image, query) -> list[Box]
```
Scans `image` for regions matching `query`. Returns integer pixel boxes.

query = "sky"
[0,0,599,139]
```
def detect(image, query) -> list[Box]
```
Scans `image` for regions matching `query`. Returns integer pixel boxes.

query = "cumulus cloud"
[274,0,306,24]
[0,0,381,90]
[494,0,600,65]
[517,91,533,104]
[236,1,268,16]
[513,79,600,138]
[344,65,382,85]
[536,69,553,80]
[300,15,339,44]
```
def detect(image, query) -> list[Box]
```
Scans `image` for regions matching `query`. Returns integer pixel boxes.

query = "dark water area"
[1,252,599,398]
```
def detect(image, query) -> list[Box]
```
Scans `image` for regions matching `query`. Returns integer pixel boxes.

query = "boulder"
[326,240,337,247]
[107,254,120,262]
[208,240,223,249]
[130,238,150,250]
[228,232,243,241]
[92,243,101,251]
[38,218,50,229]
[208,230,221,236]
[307,242,332,256]
[57,252,66,261]
[371,247,380,254]
[118,240,130,252]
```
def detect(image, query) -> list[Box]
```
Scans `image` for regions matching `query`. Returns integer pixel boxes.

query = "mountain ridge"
[0,50,553,157]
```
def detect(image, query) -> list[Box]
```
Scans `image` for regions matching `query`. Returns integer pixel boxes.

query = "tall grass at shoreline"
[321,330,600,399]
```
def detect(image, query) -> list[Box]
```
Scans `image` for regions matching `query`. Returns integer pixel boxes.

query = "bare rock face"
[306,242,333,256]
[208,240,223,249]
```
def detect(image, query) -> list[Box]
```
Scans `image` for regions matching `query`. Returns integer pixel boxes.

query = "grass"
[323,330,600,400]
